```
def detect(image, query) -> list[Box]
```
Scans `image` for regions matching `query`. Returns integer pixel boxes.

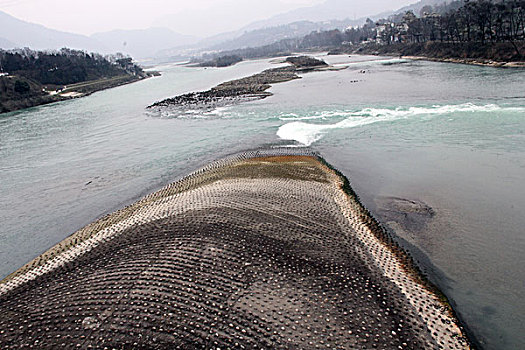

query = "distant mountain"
[156,0,410,59]
[154,19,359,61]
[91,28,199,59]
[372,0,448,19]
[205,19,360,52]
[0,10,108,53]
[241,0,413,31]
[153,0,304,38]
[198,0,450,53]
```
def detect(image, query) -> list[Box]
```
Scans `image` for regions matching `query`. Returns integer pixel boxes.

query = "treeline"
[355,41,525,63]
[0,48,152,113]
[200,0,524,62]
[0,48,146,86]
[376,0,525,45]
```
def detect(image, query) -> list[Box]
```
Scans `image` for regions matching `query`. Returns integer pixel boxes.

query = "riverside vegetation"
[0,48,155,113]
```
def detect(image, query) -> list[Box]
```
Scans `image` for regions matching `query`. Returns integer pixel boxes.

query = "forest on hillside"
[0,48,146,86]
[0,48,150,113]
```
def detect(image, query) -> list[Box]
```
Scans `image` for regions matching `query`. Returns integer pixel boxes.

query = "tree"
[14,80,30,93]
[420,5,434,17]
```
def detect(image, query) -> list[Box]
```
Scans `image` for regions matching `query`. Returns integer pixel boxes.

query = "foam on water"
[148,106,234,120]
[277,118,384,146]
[277,103,525,146]
[342,58,410,66]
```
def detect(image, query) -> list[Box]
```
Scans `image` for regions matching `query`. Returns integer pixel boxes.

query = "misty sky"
[1,0,414,37]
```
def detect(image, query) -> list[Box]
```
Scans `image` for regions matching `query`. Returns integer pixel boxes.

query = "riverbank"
[147,56,338,116]
[402,55,525,68]
[0,73,158,114]
[0,48,160,114]
[352,42,525,68]
[0,149,471,349]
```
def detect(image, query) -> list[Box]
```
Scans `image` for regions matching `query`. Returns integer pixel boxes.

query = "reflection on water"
[1,54,524,349]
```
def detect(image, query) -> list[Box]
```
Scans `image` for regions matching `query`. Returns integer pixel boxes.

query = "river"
[0,54,524,349]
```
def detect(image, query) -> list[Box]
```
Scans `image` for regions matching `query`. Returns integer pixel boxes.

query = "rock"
[82,317,101,330]
[375,196,434,233]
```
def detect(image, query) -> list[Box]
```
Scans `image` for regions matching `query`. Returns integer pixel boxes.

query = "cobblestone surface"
[0,149,470,349]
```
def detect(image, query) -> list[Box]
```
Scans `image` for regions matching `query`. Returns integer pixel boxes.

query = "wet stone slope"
[0,149,470,349]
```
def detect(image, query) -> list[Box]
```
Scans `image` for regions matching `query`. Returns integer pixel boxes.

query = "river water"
[1,55,524,349]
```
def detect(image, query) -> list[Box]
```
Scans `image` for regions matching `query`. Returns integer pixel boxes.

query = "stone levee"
[0,149,471,349]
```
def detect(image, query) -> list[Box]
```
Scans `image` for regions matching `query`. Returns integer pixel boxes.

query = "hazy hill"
[0,10,107,53]
[91,28,199,59]
[0,10,198,60]
[242,0,413,31]
[204,19,360,52]
[157,18,363,60]
[373,0,448,19]
[154,19,358,61]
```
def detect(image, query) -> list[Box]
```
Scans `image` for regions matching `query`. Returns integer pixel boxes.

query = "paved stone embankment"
[0,149,471,349]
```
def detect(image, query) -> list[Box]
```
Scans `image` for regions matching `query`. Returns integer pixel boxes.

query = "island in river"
[148,56,339,115]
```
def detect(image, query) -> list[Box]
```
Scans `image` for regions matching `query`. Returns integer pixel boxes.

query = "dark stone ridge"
[147,66,299,114]
[150,66,298,110]
[147,56,329,117]
[0,149,471,349]
[197,55,243,68]
[285,55,329,69]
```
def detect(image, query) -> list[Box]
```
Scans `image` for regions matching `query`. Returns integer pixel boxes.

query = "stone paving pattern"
[0,149,470,349]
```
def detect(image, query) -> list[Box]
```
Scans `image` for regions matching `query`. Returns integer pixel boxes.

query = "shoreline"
[1,73,158,115]
[401,55,525,68]
[0,149,471,349]
[367,196,482,350]
[350,41,525,68]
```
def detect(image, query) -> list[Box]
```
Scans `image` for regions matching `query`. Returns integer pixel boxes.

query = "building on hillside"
[375,21,398,44]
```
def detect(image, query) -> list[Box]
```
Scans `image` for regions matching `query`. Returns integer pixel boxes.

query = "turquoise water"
[1,55,524,349]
